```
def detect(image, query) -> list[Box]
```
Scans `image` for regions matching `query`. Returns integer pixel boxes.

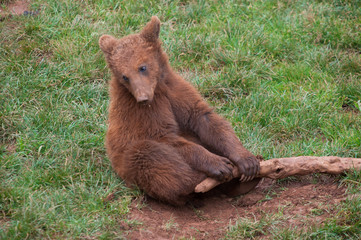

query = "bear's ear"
[99,35,117,54]
[140,16,160,42]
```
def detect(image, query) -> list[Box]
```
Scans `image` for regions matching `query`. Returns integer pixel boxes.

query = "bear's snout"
[133,88,154,103]
[131,79,155,103]
[136,94,150,103]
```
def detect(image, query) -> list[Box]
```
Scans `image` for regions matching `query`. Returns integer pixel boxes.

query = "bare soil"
[0,0,30,20]
[124,175,346,239]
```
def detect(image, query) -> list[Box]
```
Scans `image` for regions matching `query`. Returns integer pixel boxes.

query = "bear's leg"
[161,136,234,182]
[181,133,261,196]
[116,140,205,206]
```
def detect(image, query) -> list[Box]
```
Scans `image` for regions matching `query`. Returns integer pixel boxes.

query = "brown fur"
[99,16,260,206]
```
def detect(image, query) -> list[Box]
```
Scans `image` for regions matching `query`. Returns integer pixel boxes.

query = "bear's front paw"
[230,153,260,181]
[205,157,234,182]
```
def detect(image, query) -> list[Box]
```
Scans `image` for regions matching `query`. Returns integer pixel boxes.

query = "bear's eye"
[139,66,147,72]
[122,75,129,82]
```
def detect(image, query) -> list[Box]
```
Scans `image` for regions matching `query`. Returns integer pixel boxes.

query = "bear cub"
[99,16,260,206]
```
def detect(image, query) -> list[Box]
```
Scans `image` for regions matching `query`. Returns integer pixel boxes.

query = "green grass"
[1,0,360,238]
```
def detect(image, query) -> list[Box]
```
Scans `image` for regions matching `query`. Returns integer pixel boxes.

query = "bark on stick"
[195,156,361,193]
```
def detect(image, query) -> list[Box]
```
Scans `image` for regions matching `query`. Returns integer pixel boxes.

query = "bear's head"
[99,16,163,103]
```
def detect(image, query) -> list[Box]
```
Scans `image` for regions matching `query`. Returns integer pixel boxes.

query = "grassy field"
[1,0,361,239]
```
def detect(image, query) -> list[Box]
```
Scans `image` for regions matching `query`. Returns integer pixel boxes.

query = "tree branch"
[195,156,361,193]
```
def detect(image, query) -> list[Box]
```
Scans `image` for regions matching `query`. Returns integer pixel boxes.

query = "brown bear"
[99,16,260,206]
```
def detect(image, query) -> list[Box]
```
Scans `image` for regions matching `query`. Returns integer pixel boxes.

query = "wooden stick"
[195,156,361,193]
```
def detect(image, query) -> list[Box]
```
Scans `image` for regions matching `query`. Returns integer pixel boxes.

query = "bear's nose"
[136,95,149,103]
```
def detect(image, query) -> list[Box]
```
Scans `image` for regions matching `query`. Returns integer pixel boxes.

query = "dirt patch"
[123,175,346,239]
[0,0,29,15]
[0,0,33,20]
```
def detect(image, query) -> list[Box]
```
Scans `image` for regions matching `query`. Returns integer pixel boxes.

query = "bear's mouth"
[139,101,152,108]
